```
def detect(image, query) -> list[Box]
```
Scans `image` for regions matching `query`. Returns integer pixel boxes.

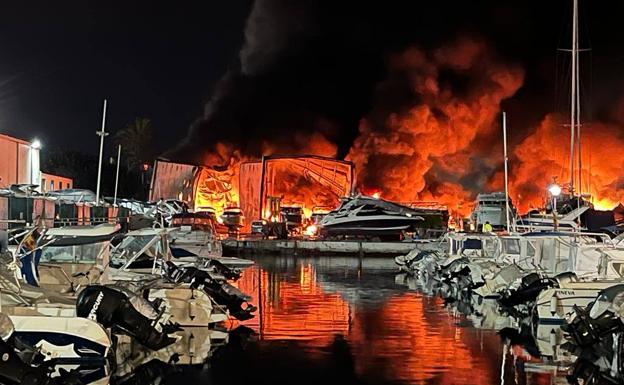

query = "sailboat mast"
[568,0,578,193]
[575,6,582,198]
[502,112,510,233]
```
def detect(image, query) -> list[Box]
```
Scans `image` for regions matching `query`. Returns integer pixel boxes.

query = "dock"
[222,238,440,257]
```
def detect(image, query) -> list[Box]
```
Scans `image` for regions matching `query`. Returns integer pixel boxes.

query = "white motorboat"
[108,227,256,323]
[319,195,424,239]
[0,228,113,360]
[470,192,515,231]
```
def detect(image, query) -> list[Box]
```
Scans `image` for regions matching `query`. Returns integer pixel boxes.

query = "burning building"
[162,1,624,219]
[150,155,353,230]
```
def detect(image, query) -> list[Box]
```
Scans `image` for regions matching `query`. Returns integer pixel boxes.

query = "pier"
[223,238,438,257]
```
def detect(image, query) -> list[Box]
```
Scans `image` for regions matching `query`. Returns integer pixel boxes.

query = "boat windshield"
[502,239,521,255]
[40,240,109,264]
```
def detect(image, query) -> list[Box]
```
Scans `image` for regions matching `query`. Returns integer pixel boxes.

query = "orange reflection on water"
[237,264,350,347]
[349,294,496,384]
[236,263,498,384]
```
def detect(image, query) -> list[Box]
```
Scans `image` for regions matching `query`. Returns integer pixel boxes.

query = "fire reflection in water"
[234,259,503,384]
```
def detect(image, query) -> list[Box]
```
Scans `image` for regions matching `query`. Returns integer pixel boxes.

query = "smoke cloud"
[168,0,624,215]
[347,39,524,215]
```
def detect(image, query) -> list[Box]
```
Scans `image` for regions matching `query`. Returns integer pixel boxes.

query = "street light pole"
[30,139,41,187]
[113,145,121,206]
[95,99,108,204]
[548,183,562,231]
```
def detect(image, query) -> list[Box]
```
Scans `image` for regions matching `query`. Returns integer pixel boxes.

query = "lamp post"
[30,139,41,186]
[548,183,562,231]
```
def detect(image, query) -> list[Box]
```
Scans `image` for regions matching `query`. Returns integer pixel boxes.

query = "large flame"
[347,38,524,216]
[509,114,624,212]
[192,38,624,217]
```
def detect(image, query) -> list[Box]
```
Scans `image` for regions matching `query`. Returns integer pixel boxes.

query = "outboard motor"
[499,272,556,307]
[563,285,624,348]
[76,285,176,350]
[164,262,257,320]
[204,259,242,281]
[567,358,622,385]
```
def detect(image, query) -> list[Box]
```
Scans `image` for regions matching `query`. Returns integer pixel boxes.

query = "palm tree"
[114,117,154,171]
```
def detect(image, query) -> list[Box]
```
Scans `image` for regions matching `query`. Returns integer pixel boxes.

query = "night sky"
[1,1,623,159]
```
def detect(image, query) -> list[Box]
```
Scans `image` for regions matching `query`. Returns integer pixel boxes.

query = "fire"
[347,38,524,217]
[194,147,246,217]
[304,224,318,236]
[187,38,624,219]
[593,198,618,211]
[510,114,624,213]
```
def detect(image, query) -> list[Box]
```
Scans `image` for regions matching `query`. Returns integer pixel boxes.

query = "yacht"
[515,205,589,232]
[319,195,424,239]
[470,192,515,231]
[108,228,256,323]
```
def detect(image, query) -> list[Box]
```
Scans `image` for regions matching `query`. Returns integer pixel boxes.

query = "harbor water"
[158,255,567,385]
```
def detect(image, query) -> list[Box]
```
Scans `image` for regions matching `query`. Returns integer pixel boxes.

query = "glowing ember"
[304,224,318,236]
[372,192,380,199]
[593,198,618,211]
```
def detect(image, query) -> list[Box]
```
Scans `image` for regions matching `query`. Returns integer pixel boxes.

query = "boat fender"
[549,295,558,316]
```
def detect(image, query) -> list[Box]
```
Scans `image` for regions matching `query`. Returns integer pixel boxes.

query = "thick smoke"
[347,39,524,215]
[168,0,387,166]
[169,0,624,215]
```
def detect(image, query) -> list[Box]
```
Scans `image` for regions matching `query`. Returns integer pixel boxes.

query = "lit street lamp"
[30,139,41,186]
[548,183,561,231]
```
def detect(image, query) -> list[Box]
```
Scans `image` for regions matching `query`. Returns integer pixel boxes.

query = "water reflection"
[69,255,591,384]
[226,256,505,385]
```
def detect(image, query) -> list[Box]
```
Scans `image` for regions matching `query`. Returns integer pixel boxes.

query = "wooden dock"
[222,238,440,257]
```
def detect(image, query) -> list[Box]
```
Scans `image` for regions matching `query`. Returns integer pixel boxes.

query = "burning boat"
[319,195,424,240]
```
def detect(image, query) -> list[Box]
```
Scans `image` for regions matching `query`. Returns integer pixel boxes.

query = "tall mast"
[576,6,582,198]
[95,99,108,204]
[568,0,578,194]
[502,112,511,233]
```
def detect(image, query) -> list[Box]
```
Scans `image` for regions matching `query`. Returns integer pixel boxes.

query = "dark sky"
[0,1,250,154]
[1,1,623,160]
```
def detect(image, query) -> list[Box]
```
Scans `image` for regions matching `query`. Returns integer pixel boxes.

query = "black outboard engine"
[76,285,176,350]
[563,285,624,348]
[204,259,242,281]
[164,262,257,320]
[499,272,556,307]
[567,358,622,385]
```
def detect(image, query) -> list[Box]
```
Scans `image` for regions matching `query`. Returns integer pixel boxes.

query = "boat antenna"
[502,111,511,233]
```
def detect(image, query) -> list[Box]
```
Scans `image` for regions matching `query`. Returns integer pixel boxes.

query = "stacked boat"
[0,211,256,384]
[396,228,624,382]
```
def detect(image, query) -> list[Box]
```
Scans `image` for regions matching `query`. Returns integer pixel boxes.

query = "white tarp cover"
[239,162,262,223]
[149,160,197,204]
[262,156,353,215]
